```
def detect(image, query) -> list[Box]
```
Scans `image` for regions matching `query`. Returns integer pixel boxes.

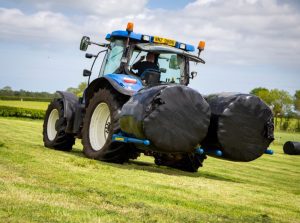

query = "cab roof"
[105,30,195,52]
[136,43,205,64]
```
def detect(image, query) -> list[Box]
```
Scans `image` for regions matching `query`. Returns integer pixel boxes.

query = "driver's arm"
[132,55,145,70]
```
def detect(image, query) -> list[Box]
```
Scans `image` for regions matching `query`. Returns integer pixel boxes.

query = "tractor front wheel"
[82,88,137,163]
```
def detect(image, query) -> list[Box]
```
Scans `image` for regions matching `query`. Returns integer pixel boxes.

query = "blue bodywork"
[106,30,195,52]
[105,73,143,94]
[264,149,274,155]
[112,132,150,146]
[194,147,273,157]
[195,148,223,157]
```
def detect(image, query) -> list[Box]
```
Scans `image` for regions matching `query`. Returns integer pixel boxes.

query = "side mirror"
[80,36,90,51]
[191,71,197,79]
[83,69,91,77]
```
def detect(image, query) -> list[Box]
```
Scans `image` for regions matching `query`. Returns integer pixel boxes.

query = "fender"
[84,74,143,106]
[56,91,79,133]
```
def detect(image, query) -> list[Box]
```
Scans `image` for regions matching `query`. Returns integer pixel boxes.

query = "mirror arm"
[90,41,109,48]
[87,49,108,85]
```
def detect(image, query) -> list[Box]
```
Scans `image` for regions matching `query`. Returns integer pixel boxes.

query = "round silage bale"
[202,93,274,161]
[283,141,300,155]
[120,84,211,153]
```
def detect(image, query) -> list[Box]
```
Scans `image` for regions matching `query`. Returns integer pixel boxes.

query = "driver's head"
[146,52,155,63]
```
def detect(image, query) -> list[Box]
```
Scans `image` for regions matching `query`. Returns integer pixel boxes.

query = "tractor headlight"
[142,35,150,42]
[179,43,186,50]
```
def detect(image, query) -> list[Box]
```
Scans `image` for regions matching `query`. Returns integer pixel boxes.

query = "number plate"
[153,36,176,46]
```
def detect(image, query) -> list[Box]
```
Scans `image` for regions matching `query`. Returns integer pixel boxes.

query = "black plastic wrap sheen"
[201,93,274,162]
[120,85,211,153]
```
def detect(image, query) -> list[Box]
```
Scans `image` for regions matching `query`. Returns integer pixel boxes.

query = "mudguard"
[56,91,79,133]
[84,74,143,105]
[105,74,143,95]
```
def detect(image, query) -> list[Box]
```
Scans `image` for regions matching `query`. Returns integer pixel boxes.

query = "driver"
[132,52,159,76]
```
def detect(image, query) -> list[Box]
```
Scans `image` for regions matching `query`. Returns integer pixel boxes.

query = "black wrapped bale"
[120,85,211,153]
[283,141,300,155]
[201,93,274,162]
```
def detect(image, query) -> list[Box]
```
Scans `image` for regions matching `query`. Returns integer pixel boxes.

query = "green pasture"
[0,117,299,223]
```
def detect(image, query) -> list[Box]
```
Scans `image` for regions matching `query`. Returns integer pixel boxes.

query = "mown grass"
[0,117,299,223]
[0,100,49,110]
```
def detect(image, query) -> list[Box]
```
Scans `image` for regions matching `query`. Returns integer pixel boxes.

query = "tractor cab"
[80,23,206,94]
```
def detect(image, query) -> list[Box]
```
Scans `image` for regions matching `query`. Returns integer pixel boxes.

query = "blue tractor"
[43,23,274,172]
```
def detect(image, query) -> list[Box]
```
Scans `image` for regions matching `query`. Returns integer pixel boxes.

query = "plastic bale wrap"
[119,85,211,153]
[201,93,274,162]
[283,141,300,155]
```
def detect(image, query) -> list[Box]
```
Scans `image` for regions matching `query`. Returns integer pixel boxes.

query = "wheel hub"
[47,109,59,141]
[89,103,111,151]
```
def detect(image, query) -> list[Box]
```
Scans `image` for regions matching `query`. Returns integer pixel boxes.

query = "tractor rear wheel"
[43,99,75,151]
[154,153,206,172]
[82,88,137,163]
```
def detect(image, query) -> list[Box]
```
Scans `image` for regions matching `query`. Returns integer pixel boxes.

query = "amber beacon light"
[126,22,134,32]
[198,41,206,50]
[197,41,206,56]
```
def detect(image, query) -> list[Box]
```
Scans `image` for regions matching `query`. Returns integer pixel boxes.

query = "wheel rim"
[47,109,59,141]
[89,102,111,151]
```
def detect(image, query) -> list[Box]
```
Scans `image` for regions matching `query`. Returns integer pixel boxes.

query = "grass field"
[0,100,49,110]
[0,117,299,223]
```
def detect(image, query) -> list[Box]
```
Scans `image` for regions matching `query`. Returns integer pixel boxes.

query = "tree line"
[0,82,87,100]
[250,87,300,131]
[0,86,56,102]
[0,86,55,98]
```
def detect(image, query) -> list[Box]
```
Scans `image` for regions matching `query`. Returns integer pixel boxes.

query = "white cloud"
[180,0,300,64]
[0,8,79,43]
[5,0,148,16]
[0,0,299,66]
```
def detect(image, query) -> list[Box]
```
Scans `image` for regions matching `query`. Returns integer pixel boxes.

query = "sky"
[0,0,299,95]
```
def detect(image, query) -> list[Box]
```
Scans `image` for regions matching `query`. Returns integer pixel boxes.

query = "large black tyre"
[154,153,206,172]
[82,88,138,163]
[43,99,75,151]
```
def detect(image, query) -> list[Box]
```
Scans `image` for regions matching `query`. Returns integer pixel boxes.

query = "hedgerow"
[0,106,45,119]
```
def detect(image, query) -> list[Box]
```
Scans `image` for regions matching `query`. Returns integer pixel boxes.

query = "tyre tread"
[43,99,75,151]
